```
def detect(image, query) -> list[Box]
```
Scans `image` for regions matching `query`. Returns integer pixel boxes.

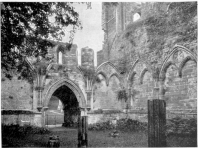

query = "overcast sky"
[63,2,104,66]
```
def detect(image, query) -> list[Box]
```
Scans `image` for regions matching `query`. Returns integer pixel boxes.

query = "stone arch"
[127,59,139,83]
[139,68,148,84]
[96,61,119,73]
[129,72,137,87]
[159,45,197,81]
[76,66,87,81]
[43,78,86,109]
[159,61,174,81]
[94,71,108,86]
[109,73,121,83]
[178,56,196,77]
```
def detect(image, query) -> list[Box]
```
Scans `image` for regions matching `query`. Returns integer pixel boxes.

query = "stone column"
[128,87,132,109]
[153,80,160,99]
[159,78,165,100]
[36,85,44,112]
[86,90,92,109]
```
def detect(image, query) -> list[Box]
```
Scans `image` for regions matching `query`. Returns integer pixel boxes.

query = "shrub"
[88,118,147,132]
[2,124,50,138]
[88,121,113,131]
[166,117,197,137]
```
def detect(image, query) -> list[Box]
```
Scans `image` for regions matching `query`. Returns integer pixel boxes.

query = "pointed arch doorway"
[43,78,87,127]
[46,85,80,127]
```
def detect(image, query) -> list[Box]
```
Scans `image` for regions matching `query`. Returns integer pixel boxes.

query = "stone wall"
[97,50,104,66]
[1,76,33,110]
[1,110,42,127]
[81,47,94,68]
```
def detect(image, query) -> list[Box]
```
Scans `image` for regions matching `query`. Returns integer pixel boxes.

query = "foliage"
[1,109,37,115]
[103,2,119,7]
[117,118,147,132]
[117,58,128,74]
[166,117,197,136]
[2,124,50,138]
[88,120,113,131]
[79,66,96,80]
[88,118,147,132]
[1,2,82,79]
[95,76,101,83]
[151,66,160,80]
[117,89,128,102]
[131,89,140,98]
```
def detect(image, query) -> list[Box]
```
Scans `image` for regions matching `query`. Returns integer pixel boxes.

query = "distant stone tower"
[64,44,78,69]
[81,47,94,68]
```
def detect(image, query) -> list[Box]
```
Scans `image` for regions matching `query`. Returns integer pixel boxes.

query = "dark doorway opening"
[46,85,80,128]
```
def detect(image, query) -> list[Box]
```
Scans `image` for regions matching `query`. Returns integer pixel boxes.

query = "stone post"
[42,107,49,127]
[148,99,166,147]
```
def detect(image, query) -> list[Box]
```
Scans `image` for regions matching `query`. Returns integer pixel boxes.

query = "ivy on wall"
[117,89,128,102]
[79,66,96,81]
[120,2,197,73]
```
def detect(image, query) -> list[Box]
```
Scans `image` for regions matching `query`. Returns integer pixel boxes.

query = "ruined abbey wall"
[96,2,197,115]
[1,75,33,110]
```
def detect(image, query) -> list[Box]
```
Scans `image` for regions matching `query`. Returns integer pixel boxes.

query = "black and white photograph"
[1,1,197,147]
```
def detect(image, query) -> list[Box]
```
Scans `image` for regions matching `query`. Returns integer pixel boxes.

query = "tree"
[1,2,83,79]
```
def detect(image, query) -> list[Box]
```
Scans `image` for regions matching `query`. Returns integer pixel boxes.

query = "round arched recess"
[43,78,86,109]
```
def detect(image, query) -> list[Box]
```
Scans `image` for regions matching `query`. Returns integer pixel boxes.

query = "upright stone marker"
[148,99,166,147]
[78,116,88,147]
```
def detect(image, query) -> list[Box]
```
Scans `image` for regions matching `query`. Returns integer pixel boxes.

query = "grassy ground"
[2,127,197,147]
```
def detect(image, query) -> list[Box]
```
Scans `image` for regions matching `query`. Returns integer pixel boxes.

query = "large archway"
[43,78,87,127]
[46,85,80,127]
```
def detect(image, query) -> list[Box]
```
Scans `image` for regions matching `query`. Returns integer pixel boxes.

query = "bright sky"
[63,2,104,66]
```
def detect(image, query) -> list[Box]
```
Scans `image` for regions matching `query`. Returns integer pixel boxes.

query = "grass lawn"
[2,127,197,147]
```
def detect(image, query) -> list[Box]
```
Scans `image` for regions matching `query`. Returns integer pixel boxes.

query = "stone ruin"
[1,2,197,126]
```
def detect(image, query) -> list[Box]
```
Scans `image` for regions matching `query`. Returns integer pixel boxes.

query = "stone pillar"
[36,73,46,112]
[159,79,165,100]
[36,86,44,112]
[153,80,160,99]
[86,90,92,109]
[128,87,132,109]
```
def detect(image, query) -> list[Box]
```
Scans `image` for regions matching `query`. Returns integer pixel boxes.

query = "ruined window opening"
[133,13,140,22]
[58,51,63,64]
